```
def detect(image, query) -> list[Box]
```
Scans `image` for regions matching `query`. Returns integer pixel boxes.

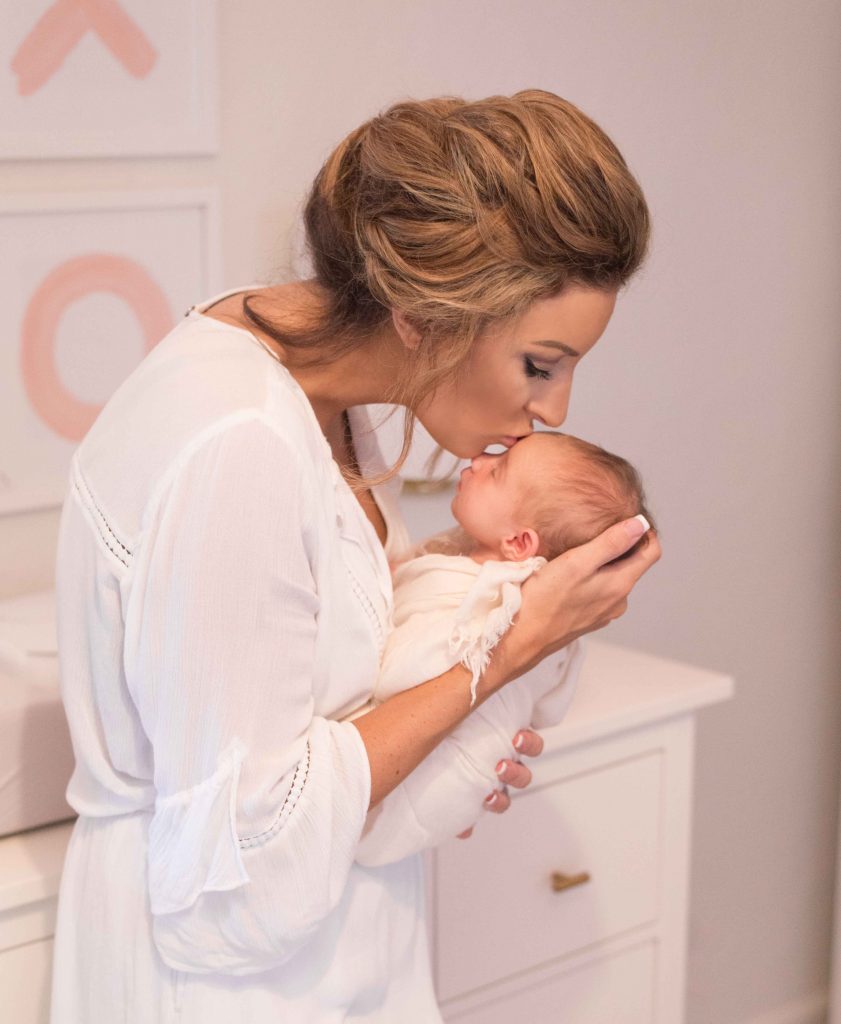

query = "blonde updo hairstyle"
[242,89,651,492]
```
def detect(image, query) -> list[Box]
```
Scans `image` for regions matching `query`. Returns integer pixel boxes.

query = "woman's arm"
[353,516,659,809]
[354,645,583,866]
[127,418,374,976]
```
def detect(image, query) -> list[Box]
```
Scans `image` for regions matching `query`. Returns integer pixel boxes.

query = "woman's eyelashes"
[523,356,552,381]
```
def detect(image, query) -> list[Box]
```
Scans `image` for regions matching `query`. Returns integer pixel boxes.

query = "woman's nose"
[528,385,571,429]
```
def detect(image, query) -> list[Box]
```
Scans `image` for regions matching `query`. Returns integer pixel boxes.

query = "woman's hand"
[456,727,544,839]
[488,518,661,689]
[456,518,661,839]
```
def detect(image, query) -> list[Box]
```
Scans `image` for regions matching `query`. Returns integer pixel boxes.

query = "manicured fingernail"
[626,513,650,538]
[485,791,499,806]
[514,734,525,750]
[495,761,506,775]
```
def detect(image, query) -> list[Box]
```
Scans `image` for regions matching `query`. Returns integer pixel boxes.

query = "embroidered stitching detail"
[237,742,311,849]
[74,467,133,564]
[344,562,385,652]
[73,478,131,569]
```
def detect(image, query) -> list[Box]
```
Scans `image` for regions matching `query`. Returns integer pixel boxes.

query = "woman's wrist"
[484,615,545,690]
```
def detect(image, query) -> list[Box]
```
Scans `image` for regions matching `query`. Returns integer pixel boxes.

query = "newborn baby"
[348,431,654,866]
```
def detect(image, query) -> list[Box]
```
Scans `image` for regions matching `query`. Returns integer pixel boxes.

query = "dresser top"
[544,638,734,752]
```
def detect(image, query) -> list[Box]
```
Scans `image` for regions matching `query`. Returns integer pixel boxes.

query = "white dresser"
[426,640,733,1022]
[0,640,732,1023]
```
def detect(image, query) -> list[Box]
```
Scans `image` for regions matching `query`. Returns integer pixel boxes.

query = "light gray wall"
[2,3,839,1021]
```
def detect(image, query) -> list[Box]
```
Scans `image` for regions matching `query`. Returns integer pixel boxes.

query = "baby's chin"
[449,506,509,560]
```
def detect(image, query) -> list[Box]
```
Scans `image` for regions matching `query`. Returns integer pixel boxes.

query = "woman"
[50,90,659,1022]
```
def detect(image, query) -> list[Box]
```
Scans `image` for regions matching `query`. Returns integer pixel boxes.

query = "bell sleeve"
[123,414,371,975]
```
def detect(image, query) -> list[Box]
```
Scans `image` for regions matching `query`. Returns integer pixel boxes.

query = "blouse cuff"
[148,738,251,915]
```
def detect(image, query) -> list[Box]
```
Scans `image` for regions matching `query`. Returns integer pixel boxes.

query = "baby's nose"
[470,452,499,474]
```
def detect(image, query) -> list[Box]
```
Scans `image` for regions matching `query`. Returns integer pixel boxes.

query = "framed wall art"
[0,0,217,159]
[0,188,221,514]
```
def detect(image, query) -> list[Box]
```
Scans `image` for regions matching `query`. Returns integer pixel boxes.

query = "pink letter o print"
[20,253,173,442]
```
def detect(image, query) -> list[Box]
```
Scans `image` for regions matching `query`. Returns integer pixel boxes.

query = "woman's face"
[415,284,618,459]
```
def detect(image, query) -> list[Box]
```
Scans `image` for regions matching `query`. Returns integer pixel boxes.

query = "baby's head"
[450,432,655,563]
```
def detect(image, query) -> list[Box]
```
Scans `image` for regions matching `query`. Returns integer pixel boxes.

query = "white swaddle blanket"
[345,553,586,867]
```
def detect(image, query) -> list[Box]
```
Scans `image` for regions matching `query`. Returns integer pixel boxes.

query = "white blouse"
[49,286,443,1022]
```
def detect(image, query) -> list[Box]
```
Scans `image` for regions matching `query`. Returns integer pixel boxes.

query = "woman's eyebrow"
[532,340,580,356]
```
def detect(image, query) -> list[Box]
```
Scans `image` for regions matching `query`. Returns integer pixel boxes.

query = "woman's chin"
[443,442,481,460]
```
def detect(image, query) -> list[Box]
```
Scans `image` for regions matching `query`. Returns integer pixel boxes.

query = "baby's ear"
[500,527,540,561]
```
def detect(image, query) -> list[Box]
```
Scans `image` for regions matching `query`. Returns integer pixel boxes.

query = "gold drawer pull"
[551,870,591,893]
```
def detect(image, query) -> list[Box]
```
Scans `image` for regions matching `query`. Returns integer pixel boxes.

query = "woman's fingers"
[456,827,474,840]
[570,514,651,573]
[513,728,544,758]
[476,727,544,824]
[484,786,511,813]
[496,758,533,789]
[599,529,661,586]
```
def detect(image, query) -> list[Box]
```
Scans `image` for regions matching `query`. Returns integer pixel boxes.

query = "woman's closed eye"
[524,356,552,381]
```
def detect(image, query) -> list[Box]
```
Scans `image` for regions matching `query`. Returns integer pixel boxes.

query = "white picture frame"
[0,0,217,159]
[1,187,221,515]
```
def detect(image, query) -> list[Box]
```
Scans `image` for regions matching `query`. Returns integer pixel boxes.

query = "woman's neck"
[249,280,407,436]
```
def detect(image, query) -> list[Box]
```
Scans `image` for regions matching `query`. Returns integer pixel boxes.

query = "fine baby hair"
[521,432,656,562]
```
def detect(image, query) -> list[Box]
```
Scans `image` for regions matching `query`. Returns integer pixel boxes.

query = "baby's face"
[450,434,554,555]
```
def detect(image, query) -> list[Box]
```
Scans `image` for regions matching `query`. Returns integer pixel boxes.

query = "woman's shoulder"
[73,314,329,545]
[96,313,319,441]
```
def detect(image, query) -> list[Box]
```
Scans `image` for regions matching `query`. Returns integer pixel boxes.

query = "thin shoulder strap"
[191,283,265,314]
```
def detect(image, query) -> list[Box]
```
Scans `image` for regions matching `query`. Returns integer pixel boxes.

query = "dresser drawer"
[0,937,54,1024]
[432,750,662,1001]
[442,941,656,1023]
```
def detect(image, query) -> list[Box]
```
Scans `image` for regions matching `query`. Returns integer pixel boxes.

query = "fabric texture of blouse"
[346,553,585,866]
[49,286,443,1023]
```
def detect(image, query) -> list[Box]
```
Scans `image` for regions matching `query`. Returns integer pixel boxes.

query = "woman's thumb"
[580,514,651,570]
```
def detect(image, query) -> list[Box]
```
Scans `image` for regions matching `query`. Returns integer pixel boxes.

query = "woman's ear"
[391,309,423,351]
[499,527,540,561]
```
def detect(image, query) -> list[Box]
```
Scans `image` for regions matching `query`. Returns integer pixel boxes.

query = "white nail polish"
[633,513,650,533]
